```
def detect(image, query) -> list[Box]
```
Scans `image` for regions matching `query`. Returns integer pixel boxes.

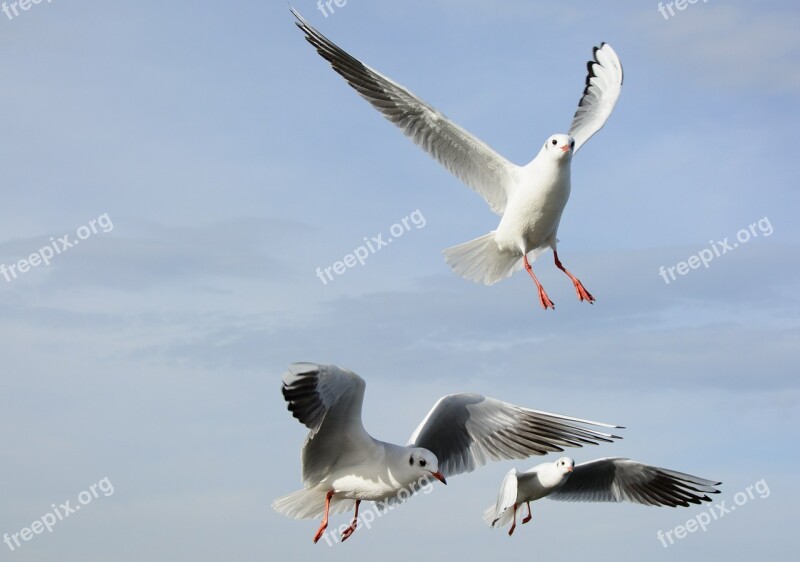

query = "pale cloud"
[640,4,800,93]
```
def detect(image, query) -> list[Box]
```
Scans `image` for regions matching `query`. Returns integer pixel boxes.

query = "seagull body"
[273,363,623,543]
[292,9,623,309]
[484,457,722,536]
[492,138,572,265]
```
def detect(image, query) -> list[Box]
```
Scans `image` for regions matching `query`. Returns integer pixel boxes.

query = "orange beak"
[431,471,447,485]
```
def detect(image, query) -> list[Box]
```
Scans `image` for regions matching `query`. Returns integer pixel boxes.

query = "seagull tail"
[482,502,517,529]
[482,467,519,529]
[443,231,522,286]
[482,503,500,526]
[272,486,353,520]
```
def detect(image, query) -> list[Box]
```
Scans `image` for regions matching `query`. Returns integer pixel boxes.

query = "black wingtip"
[289,5,308,29]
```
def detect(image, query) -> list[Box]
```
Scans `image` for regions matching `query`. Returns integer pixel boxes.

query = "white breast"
[329,472,402,501]
[495,160,571,255]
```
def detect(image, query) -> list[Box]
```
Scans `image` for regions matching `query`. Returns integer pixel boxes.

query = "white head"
[405,448,447,486]
[540,134,575,161]
[554,456,575,476]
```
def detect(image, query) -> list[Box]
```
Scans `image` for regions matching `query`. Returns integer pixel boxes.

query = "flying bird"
[292,9,623,309]
[273,363,623,543]
[484,456,721,536]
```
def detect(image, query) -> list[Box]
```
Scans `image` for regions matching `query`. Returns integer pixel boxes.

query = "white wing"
[568,43,623,153]
[407,393,622,478]
[548,458,721,506]
[292,9,518,215]
[482,467,519,528]
[281,363,375,486]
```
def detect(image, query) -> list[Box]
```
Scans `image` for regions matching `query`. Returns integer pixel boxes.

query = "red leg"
[312,491,335,544]
[523,255,555,310]
[508,503,518,536]
[341,500,361,542]
[522,501,532,524]
[553,250,594,304]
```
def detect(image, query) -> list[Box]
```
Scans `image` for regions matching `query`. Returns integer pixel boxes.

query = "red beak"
[431,471,447,485]
[567,466,573,472]
[560,144,570,153]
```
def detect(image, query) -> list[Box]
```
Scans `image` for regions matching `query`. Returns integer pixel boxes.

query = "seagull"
[273,363,623,543]
[291,9,623,309]
[484,456,721,536]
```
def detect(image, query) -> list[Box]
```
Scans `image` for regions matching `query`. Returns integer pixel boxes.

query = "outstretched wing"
[548,458,721,506]
[407,393,622,478]
[568,43,623,153]
[292,9,518,215]
[281,363,374,486]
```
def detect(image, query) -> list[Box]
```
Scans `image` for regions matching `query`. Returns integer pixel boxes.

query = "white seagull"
[273,363,623,543]
[484,456,721,536]
[292,10,623,309]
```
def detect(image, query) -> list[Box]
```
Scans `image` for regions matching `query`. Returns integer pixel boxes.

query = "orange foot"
[341,523,357,542]
[572,279,595,304]
[312,491,335,544]
[538,287,555,310]
[341,499,360,542]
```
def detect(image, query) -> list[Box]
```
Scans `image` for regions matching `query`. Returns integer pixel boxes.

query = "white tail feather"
[482,502,517,528]
[272,487,353,520]
[483,468,519,529]
[482,503,499,526]
[443,231,523,286]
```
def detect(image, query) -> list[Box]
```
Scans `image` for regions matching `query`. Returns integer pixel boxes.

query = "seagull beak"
[431,471,447,485]
[567,466,573,472]
[560,144,570,153]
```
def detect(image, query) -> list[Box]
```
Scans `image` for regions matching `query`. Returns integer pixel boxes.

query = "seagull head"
[542,134,575,160]
[406,448,447,485]
[555,456,575,476]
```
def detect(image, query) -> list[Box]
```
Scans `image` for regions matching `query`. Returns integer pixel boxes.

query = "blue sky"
[0,1,798,560]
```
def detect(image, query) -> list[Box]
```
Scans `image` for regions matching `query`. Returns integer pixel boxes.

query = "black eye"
[419,459,427,467]
[409,456,414,466]
[551,139,558,145]
[570,141,575,148]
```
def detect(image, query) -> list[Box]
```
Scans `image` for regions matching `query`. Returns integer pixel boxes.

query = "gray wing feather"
[292,9,517,215]
[568,43,623,153]
[548,458,721,506]
[408,393,622,478]
[281,363,374,486]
